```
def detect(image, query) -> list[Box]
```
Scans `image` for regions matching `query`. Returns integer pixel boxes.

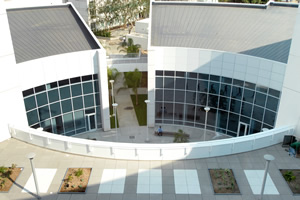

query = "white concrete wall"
[3,0,62,9]
[126,34,148,50]
[147,47,287,126]
[0,0,19,142]
[276,6,300,137]
[10,124,294,160]
[135,18,149,34]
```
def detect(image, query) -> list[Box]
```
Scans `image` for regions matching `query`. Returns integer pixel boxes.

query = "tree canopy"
[124,68,142,105]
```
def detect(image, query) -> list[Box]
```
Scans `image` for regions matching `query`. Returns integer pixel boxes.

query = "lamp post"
[260,154,275,200]
[204,106,210,141]
[145,99,150,142]
[27,153,40,200]
[112,103,118,141]
[110,80,115,104]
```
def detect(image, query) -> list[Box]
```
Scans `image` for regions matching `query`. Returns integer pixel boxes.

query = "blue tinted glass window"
[209,82,220,94]
[219,97,229,111]
[24,96,36,111]
[61,99,72,113]
[243,89,255,103]
[156,77,163,88]
[186,79,197,91]
[71,84,82,97]
[245,82,255,90]
[156,90,163,101]
[217,110,228,130]
[55,116,64,134]
[198,73,209,80]
[197,93,207,106]
[264,110,276,125]
[27,109,39,126]
[175,78,186,90]
[228,113,239,132]
[48,89,59,103]
[94,81,99,93]
[174,104,184,120]
[241,102,252,117]
[164,90,174,102]
[210,75,220,82]
[268,88,280,98]
[38,105,50,121]
[256,85,268,94]
[195,106,205,124]
[250,120,262,134]
[60,86,71,100]
[254,92,266,107]
[221,77,232,84]
[73,97,83,110]
[41,119,52,133]
[95,94,100,106]
[83,82,93,94]
[175,90,185,103]
[187,72,197,79]
[185,105,195,122]
[23,88,34,97]
[231,86,243,100]
[207,108,217,126]
[233,79,244,87]
[74,110,85,129]
[266,96,279,112]
[176,71,186,77]
[155,102,163,119]
[84,95,95,108]
[220,84,231,97]
[163,103,174,119]
[186,91,196,104]
[50,102,61,117]
[230,99,241,114]
[198,80,208,92]
[208,95,219,108]
[252,106,264,121]
[36,92,48,107]
[164,77,174,89]
[63,113,74,132]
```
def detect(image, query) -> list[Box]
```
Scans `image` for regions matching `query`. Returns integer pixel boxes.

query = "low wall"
[9,124,294,160]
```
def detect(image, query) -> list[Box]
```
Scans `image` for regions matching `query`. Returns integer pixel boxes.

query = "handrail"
[9,124,294,160]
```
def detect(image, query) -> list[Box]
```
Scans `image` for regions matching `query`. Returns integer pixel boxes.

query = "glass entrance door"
[238,122,248,137]
[87,114,96,131]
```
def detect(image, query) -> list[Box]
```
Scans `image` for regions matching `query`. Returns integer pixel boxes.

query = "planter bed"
[209,169,240,194]
[280,169,300,194]
[59,168,92,193]
[0,166,23,192]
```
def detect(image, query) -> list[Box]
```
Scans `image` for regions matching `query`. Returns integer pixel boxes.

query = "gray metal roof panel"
[7,5,100,64]
[151,2,298,63]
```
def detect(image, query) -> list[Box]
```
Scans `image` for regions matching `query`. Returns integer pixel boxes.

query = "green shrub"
[173,129,189,143]
[93,30,111,37]
[284,171,296,182]
[75,169,83,177]
[0,166,8,174]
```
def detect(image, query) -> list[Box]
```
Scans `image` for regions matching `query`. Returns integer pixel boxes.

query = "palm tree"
[124,68,142,105]
[118,38,141,56]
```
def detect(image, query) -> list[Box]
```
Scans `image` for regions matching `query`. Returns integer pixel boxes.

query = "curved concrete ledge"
[9,124,294,160]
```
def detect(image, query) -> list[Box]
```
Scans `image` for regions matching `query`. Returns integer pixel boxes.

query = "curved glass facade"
[22,74,101,136]
[155,70,280,136]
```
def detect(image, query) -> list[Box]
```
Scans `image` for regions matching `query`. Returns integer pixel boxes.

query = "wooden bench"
[154,131,190,138]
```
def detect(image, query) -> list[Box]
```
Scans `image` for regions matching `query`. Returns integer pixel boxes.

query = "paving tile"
[98,169,126,194]
[174,170,201,194]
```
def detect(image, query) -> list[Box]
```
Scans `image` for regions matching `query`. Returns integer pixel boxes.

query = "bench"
[154,131,190,138]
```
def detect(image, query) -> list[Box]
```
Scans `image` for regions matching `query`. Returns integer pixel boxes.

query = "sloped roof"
[151,2,298,63]
[7,4,100,64]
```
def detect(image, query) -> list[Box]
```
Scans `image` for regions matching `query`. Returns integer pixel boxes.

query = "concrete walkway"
[0,138,300,200]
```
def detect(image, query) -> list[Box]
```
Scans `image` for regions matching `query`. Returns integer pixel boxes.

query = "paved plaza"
[0,138,300,200]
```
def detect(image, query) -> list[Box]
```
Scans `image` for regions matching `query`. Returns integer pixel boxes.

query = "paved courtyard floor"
[0,138,300,200]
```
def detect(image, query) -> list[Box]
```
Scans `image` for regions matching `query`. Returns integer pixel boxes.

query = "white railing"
[9,124,294,160]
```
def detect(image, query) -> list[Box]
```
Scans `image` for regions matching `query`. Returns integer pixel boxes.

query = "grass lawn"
[130,94,148,126]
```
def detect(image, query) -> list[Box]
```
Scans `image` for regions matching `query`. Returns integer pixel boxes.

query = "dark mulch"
[280,169,300,194]
[209,169,240,194]
[60,168,92,193]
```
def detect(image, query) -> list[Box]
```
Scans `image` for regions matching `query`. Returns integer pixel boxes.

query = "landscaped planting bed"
[0,164,22,192]
[280,169,300,194]
[59,168,92,193]
[209,169,240,194]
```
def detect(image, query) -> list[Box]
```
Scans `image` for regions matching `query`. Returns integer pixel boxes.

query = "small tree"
[107,67,120,104]
[124,68,142,105]
[118,38,141,55]
[174,129,189,143]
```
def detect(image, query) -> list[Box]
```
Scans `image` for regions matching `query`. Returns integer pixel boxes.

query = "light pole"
[145,99,150,142]
[112,103,118,141]
[27,153,40,200]
[204,106,210,141]
[260,154,275,200]
[110,80,115,104]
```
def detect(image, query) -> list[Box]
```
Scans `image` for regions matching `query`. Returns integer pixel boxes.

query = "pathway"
[0,138,299,200]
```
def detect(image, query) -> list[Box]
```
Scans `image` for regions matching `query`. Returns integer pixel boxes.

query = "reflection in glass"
[266,96,279,112]
[186,79,197,91]
[175,78,186,90]
[156,89,163,101]
[24,96,36,111]
[250,120,262,134]
[71,84,82,97]
[73,97,83,110]
[220,84,231,97]
[209,82,220,94]
[36,92,48,107]
[186,91,196,104]
[228,113,239,132]
[217,110,228,130]
[164,103,174,120]
[175,90,185,102]
[27,109,39,126]
[231,86,243,100]
[74,110,85,129]
[164,90,174,102]
[63,113,74,132]
[197,93,207,106]
[264,110,276,125]
[241,102,252,117]
[156,77,163,88]
[207,108,217,126]
[230,99,241,114]
[155,102,163,119]
[243,89,254,103]
[219,97,229,111]
[164,77,175,89]
[48,89,59,103]
[38,105,50,121]
[60,86,71,100]
[84,95,95,108]
[198,80,208,92]
[252,106,264,121]
[254,92,266,107]
[185,105,195,122]
[174,104,184,120]
[208,95,219,108]
[195,106,205,124]
[61,99,72,113]
[50,102,61,117]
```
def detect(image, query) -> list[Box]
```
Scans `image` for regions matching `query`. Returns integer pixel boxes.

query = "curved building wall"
[148,47,286,136]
